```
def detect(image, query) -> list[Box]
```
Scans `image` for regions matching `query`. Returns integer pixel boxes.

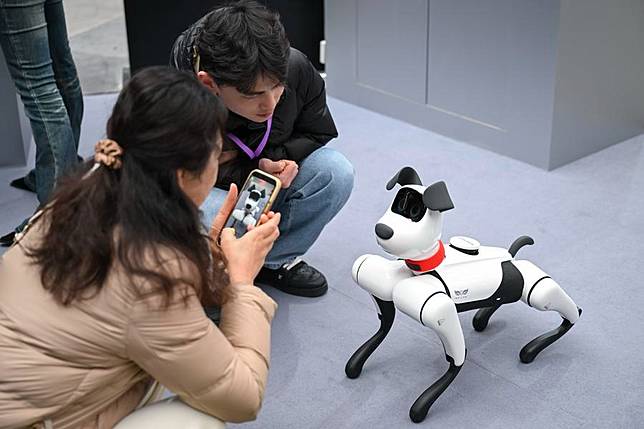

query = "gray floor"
[64,0,128,94]
[1,94,643,428]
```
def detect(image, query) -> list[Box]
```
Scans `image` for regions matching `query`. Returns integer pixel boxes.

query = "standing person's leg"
[46,0,82,149]
[0,0,78,235]
[8,0,82,194]
[201,148,354,297]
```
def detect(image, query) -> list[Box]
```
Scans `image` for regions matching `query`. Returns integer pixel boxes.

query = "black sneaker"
[10,177,35,193]
[255,258,328,297]
[0,231,16,247]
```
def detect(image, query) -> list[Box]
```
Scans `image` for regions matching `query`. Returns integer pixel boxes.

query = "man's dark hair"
[197,1,290,94]
[27,66,230,307]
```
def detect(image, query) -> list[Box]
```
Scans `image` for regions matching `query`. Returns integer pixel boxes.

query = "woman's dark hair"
[27,66,229,307]
[197,0,290,94]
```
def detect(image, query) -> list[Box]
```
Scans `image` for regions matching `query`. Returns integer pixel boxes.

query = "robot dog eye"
[396,197,406,212]
[392,188,426,222]
[409,203,424,221]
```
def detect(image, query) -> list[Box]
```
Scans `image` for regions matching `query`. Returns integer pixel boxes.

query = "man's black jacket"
[171,19,338,189]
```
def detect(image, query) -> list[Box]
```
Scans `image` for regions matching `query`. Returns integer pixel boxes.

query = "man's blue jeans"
[201,147,355,269]
[0,0,82,206]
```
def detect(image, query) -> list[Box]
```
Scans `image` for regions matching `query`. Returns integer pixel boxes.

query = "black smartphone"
[224,169,282,237]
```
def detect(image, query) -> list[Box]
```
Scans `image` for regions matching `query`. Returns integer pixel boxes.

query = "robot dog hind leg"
[514,259,582,363]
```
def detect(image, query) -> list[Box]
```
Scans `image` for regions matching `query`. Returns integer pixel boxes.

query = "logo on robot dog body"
[454,289,469,298]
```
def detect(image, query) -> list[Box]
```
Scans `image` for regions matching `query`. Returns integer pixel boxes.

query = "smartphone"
[224,169,282,237]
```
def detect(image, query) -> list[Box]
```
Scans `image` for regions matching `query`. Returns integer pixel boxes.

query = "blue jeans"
[201,147,355,269]
[0,0,82,207]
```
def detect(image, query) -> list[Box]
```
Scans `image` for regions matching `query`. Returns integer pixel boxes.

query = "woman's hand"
[209,184,281,286]
[209,184,239,241]
[219,212,281,286]
[258,158,298,188]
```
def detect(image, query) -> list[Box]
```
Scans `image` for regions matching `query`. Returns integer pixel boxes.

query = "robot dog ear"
[423,181,454,212]
[248,185,256,192]
[260,189,266,198]
[386,167,423,190]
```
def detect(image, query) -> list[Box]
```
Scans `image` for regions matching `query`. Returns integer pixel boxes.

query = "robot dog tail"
[508,235,534,257]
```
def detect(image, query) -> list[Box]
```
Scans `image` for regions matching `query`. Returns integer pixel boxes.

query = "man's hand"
[258,158,299,188]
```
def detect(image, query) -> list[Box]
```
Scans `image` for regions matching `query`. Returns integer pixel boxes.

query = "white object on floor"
[114,396,225,429]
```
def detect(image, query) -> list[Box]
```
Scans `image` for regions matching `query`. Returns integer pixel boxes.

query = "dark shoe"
[0,231,16,247]
[255,259,328,297]
[9,177,35,193]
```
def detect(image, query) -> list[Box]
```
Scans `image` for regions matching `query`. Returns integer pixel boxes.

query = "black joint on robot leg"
[345,296,396,379]
[519,308,582,364]
[409,351,465,423]
[508,235,534,257]
[472,304,501,332]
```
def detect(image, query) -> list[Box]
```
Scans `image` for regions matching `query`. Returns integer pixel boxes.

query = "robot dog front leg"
[345,256,413,379]
[393,277,466,423]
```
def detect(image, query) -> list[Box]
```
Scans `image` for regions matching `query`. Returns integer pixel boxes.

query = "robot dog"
[346,167,581,423]
[231,185,266,228]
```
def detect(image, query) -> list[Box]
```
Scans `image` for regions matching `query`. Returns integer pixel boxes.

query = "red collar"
[405,241,445,272]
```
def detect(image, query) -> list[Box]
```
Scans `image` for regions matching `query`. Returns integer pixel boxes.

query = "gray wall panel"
[427,0,558,129]
[549,0,644,168]
[326,0,643,169]
[356,0,428,103]
[427,0,560,168]
[326,0,357,86]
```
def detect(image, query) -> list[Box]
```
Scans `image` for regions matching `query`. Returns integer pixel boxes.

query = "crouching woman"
[0,66,280,428]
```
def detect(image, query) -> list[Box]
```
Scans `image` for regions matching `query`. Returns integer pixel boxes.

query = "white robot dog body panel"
[346,167,581,423]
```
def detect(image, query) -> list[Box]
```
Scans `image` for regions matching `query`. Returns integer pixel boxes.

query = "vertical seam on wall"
[354,0,359,81]
[424,0,431,105]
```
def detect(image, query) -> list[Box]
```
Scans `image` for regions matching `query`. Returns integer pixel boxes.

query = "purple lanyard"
[226,117,272,159]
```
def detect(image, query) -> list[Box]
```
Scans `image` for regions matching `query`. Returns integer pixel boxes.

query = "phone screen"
[225,175,277,237]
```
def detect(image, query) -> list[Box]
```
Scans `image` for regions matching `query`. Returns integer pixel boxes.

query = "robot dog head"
[375,167,454,259]
[245,185,266,211]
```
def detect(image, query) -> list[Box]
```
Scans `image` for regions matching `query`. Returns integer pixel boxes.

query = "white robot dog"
[231,185,266,228]
[346,167,581,423]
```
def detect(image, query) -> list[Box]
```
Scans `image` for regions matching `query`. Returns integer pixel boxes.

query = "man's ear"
[176,169,185,186]
[197,71,220,95]
[175,169,191,196]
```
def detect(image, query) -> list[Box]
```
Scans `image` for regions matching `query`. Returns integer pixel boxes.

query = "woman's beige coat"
[0,223,277,428]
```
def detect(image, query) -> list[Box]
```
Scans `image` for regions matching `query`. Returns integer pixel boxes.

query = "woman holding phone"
[0,66,280,428]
